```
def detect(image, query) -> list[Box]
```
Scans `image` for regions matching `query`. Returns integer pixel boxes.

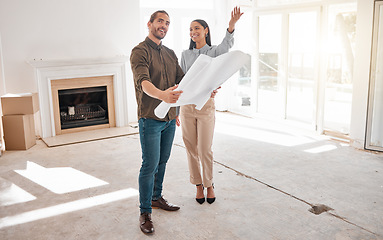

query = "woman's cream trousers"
[180,98,215,188]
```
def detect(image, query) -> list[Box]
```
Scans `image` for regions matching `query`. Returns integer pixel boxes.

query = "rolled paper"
[154,102,171,119]
[154,50,250,119]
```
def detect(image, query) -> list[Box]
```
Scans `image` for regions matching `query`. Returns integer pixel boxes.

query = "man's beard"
[152,28,166,40]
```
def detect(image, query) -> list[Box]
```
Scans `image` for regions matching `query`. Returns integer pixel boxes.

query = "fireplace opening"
[58,86,109,130]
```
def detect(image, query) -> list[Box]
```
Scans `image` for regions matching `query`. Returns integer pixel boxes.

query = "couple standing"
[130,7,243,234]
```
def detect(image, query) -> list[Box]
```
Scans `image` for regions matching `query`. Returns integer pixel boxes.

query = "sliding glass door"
[286,11,318,123]
[366,1,383,151]
[256,10,319,125]
[258,14,282,116]
[323,3,356,134]
[229,2,356,136]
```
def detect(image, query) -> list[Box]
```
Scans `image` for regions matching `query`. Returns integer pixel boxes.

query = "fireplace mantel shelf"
[27,56,130,68]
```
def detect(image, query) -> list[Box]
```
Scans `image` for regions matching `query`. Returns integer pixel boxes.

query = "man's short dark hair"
[149,10,169,23]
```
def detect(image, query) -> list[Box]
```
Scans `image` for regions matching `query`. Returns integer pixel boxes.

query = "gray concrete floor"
[0,112,382,240]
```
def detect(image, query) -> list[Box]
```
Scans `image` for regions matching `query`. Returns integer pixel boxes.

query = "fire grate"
[60,104,106,122]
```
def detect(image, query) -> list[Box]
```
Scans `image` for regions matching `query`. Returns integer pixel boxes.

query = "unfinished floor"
[0,112,382,240]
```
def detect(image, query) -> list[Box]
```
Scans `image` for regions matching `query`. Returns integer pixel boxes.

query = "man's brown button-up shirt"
[130,37,184,121]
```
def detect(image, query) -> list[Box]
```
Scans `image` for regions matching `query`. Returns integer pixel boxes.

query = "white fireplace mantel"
[28,56,131,138]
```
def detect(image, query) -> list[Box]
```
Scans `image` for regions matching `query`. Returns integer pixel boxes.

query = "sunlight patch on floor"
[15,162,109,194]
[215,121,316,147]
[0,180,36,207]
[304,144,337,153]
[0,188,138,229]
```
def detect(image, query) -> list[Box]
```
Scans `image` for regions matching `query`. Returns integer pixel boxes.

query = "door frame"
[365,1,383,152]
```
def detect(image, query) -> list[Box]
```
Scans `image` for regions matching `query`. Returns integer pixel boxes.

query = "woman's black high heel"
[196,184,205,204]
[207,184,215,204]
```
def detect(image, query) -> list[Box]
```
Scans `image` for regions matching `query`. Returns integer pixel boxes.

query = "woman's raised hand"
[228,6,244,33]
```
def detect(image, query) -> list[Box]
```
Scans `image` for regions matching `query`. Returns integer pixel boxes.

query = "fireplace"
[51,76,116,135]
[28,56,134,138]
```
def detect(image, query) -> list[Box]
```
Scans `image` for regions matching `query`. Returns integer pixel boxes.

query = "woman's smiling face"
[190,21,208,44]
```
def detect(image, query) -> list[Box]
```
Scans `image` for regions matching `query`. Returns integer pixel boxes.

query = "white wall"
[349,0,374,149]
[0,0,140,94]
[0,0,140,136]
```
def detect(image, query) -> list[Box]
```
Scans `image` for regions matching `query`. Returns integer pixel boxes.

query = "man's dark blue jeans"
[138,118,176,214]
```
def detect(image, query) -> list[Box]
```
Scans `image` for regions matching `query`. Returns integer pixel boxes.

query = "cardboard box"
[2,114,36,150]
[1,93,39,115]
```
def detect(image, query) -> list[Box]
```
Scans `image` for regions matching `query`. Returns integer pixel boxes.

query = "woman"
[179,7,243,204]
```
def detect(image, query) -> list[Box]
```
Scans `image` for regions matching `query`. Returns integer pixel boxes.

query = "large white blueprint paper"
[154,50,250,119]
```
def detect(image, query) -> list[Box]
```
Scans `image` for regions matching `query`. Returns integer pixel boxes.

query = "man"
[130,10,184,234]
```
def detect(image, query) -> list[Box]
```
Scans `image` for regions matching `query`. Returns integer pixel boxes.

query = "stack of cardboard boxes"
[1,93,39,150]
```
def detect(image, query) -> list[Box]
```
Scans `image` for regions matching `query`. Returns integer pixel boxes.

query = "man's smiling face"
[148,12,170,41]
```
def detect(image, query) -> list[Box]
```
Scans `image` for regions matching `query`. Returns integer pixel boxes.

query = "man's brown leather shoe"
[152,197,180,211]
[139,212,154,234]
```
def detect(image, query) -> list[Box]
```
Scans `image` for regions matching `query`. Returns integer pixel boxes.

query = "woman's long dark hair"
[189,19,211,50]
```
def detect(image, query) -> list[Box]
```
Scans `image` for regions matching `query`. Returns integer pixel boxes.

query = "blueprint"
[154,50,250,119]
